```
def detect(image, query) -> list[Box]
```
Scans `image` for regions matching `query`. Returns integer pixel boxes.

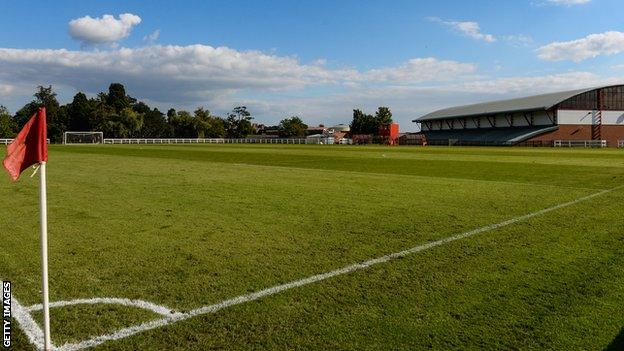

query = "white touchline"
[8,185,623,351]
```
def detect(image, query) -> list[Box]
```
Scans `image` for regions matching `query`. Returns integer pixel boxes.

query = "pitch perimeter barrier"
[0,138,51,145]
[422,139,612,147]
[425,139,516,146]
[554,140,607,148]
[103,138,308,145]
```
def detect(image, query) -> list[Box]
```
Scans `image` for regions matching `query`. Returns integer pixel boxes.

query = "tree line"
[349,106,393,135]
[0,84,311,142]
[0,83,395,143]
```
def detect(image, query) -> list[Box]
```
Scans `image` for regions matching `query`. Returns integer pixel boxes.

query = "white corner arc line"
[25,298,181,317]
[20,185,624,351]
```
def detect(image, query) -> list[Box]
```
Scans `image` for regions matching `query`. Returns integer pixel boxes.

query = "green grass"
[1,144,623,350]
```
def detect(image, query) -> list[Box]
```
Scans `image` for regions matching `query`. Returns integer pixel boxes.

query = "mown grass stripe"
[53,185,622,351]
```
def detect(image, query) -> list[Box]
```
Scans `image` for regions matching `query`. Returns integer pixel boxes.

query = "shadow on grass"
[605,327,624,351]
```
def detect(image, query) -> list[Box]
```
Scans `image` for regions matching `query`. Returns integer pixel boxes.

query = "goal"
[63,131,104,144]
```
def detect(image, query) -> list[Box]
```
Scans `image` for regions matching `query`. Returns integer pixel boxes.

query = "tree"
[350,109,377,135]
[278,116,308,137]
[34,85,60,112]
[206,117,226,138]
[142,108,172,137]
[225,114,237,138]
[193,107,225,138]
[106,83,133,112]
[101,107,143,138]
[132,101,151,115]
[36,85,67,142]
[232,106,251,120]
[68,92,94,131]
[169,110,196,137]
[120,107,143,137]
[226,106,254,138]
[193,107,212,138]
[52,105,70,142]
[14,102,38,129]
[375,106,393,126]
[14,86,67,142]
[166,108,177,120]
[132,102,171,137]
[89,93,114,133]
[15,85,60,125]
[0,106,15,137]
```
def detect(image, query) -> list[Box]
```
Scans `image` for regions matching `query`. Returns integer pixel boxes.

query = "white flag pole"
[39,161,52,350]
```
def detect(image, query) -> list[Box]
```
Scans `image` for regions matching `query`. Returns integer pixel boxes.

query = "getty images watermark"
[2,281,10,348]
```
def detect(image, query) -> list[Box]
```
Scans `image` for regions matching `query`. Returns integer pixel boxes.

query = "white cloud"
[68,13,142,44]
[444,71,618,94]
[361,58,476,83]
[547,0,590,5]
[429,17,496,42]
[1,43,620,131]
[169,71,622,130]
[0,44,480,129]
[225,71,619,131]
[143,29,160,43]
[537,31,624,61]
[503,34,534,47]
[0,45,475,107]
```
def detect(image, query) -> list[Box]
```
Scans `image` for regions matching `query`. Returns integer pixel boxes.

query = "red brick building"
[413,85,624,147]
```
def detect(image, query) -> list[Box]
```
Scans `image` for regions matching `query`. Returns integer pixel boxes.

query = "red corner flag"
[3,106,53,349]
[3,107,48,181]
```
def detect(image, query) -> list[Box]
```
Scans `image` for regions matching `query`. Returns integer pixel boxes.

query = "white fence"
[0,138,51,145]
[554,140,608,148]
[103,138,308,145]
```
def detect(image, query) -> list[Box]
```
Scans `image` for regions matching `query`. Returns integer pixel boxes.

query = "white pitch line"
[54,185,622,351]
[25,297,181,317]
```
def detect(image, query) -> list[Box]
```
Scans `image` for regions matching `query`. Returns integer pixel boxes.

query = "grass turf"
[1,144,623,350]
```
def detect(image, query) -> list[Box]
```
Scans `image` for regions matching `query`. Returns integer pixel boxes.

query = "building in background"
[330,124,351,143]
[306,124,328,136]
[413,85,624,147]
[305,124,353,144]
[379,123,400,145]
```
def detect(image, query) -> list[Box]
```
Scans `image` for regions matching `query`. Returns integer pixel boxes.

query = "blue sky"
[1,0,623,130]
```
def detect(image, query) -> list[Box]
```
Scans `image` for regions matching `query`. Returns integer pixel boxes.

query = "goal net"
[63,131,104,144]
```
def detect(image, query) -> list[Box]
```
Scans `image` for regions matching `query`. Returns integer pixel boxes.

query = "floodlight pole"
[39,161,52,350]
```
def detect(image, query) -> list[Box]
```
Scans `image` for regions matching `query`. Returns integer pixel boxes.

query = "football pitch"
[2,144,624,350]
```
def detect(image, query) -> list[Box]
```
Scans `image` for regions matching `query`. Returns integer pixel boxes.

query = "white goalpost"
[63,131,104,144]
